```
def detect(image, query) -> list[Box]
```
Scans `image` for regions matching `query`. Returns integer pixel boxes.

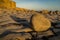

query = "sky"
[14,0,60,11]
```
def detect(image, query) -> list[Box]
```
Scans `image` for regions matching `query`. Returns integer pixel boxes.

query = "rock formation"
[0,0,16,9]
[0,0,60,40]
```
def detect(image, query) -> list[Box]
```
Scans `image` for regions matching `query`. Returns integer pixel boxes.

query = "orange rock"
[0,0,16,9]
[32,13,51,31]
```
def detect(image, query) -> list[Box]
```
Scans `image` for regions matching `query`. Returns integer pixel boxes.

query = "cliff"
[0,0,16,9]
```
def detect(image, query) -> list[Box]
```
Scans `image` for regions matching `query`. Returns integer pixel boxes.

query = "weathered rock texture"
[0,0,16,9]
[0,0,59,40]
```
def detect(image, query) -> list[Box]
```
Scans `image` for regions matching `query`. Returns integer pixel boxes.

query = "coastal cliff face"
[0,0,16,9]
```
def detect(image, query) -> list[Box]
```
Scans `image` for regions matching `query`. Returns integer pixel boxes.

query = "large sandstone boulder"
[31,13,51,31]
